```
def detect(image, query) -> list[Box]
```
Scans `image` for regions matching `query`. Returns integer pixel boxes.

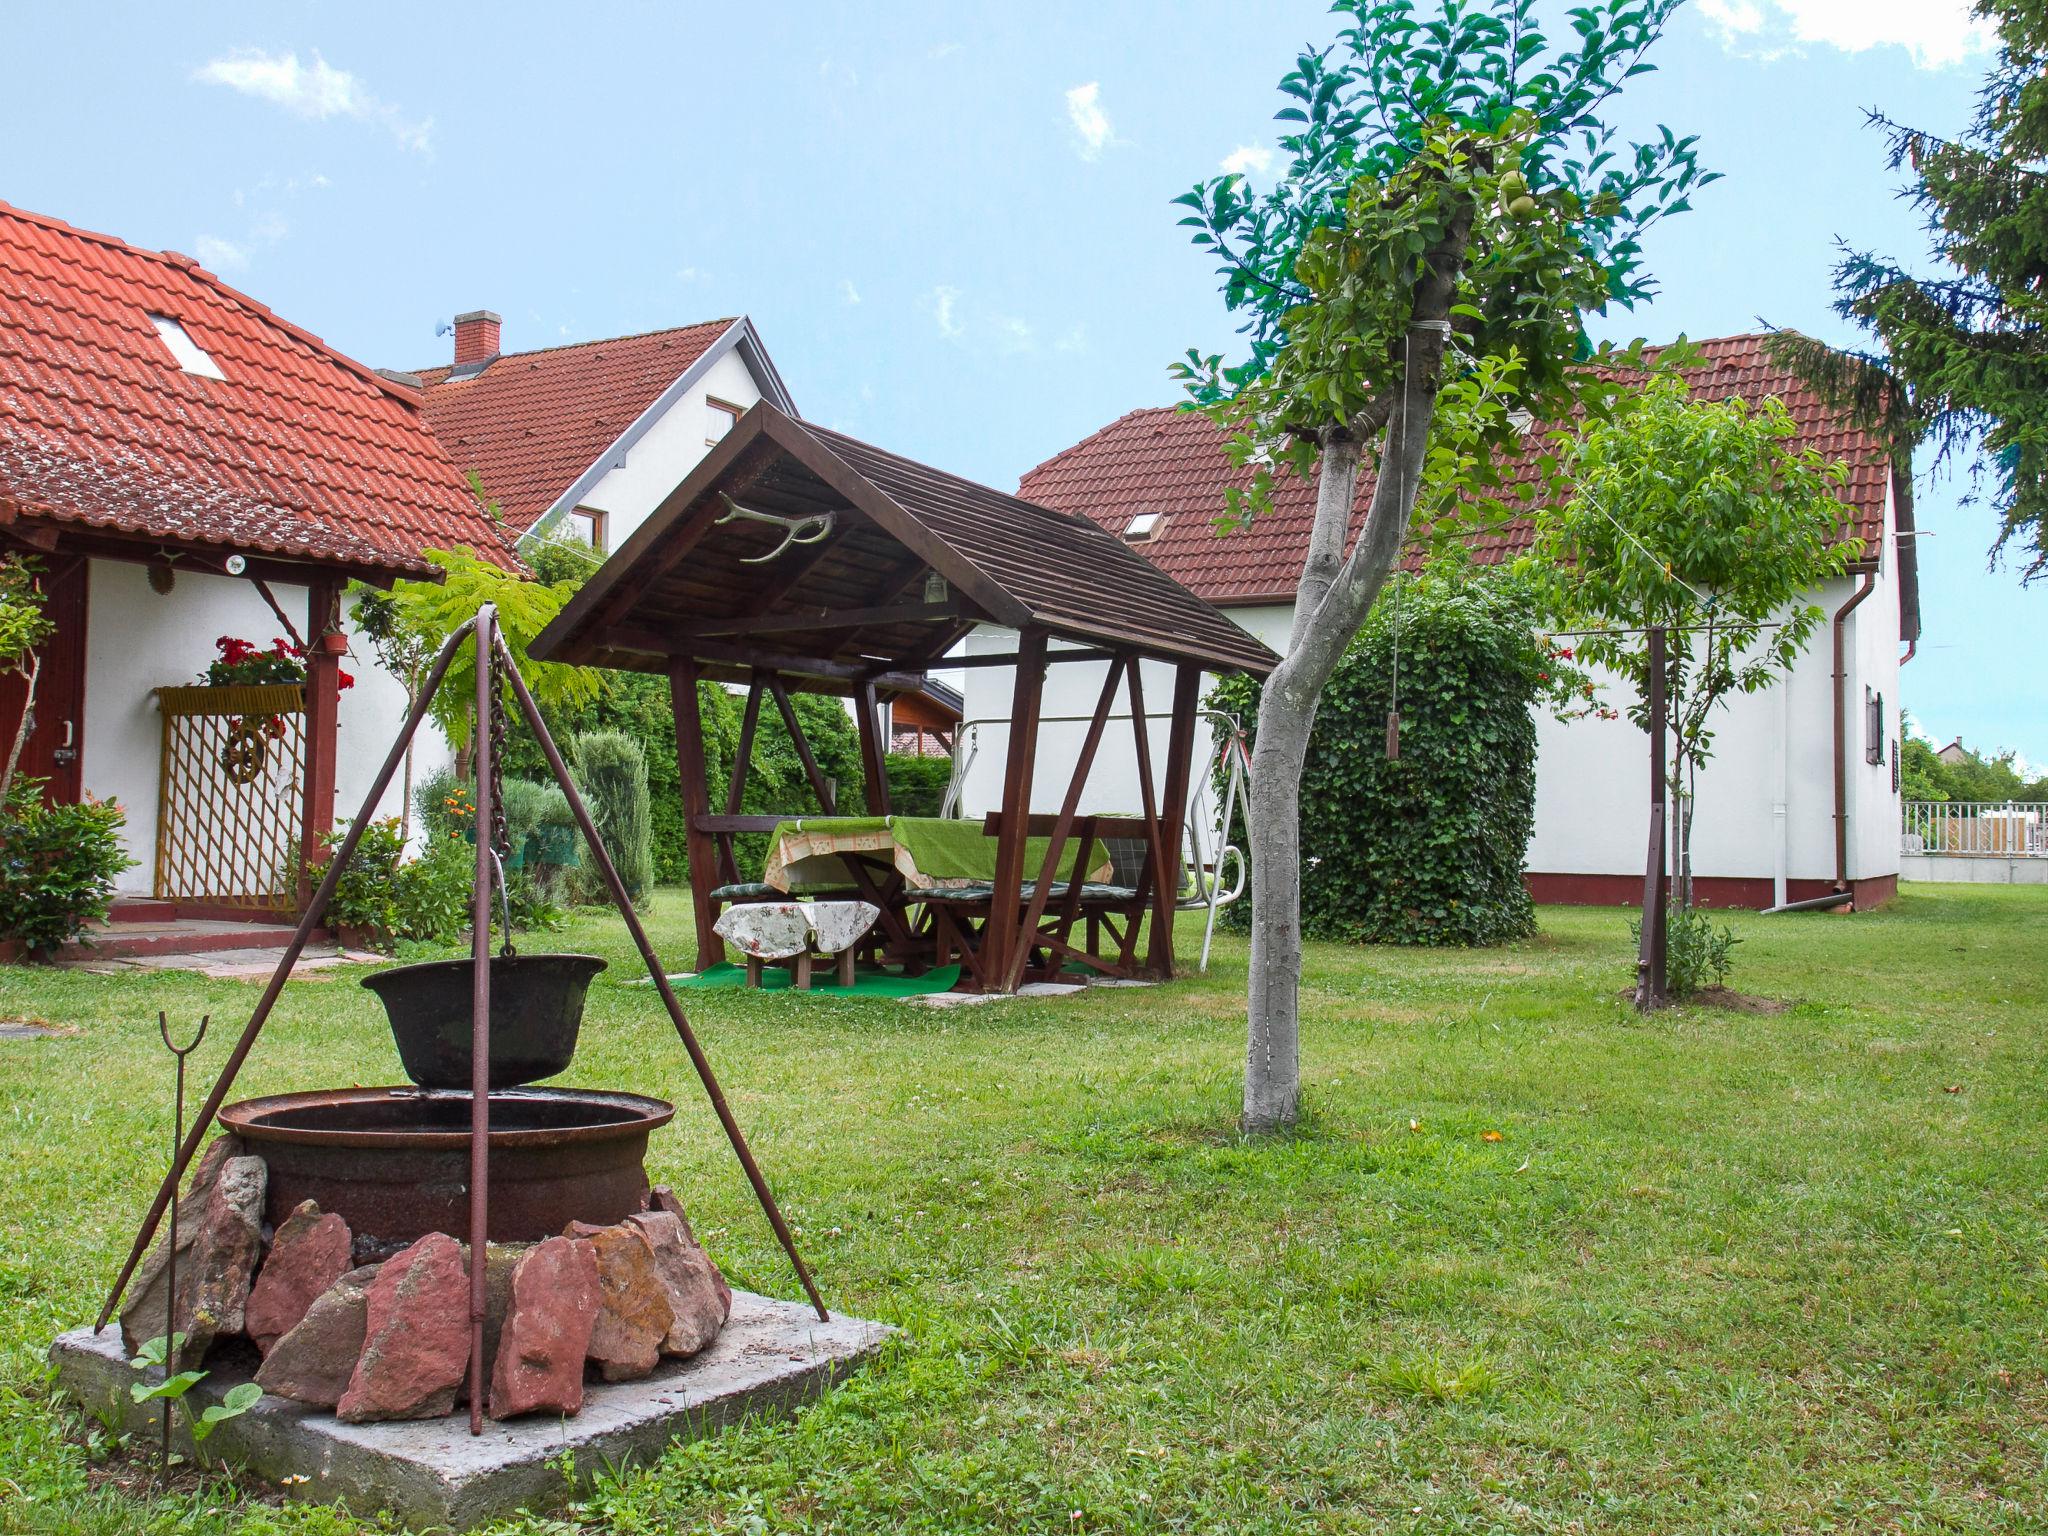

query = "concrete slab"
[51,1290,892,1529]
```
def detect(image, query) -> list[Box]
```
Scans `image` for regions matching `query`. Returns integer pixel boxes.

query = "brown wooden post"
[668,657,723,970]
[984,627,1047,991]
[1125,663,1170,980]
[1149,661,1204,978]
[719,676,765,886]
[298,576,342,906]
[855,680,891,815]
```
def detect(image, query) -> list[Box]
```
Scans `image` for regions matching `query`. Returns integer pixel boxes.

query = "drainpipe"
[1900,639,1916,667]
[1830,572,1877,896]
[1772,670,1790,911]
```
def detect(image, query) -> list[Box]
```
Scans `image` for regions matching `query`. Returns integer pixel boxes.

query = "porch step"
[60,917,317,962]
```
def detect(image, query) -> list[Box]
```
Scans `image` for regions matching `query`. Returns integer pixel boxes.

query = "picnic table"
[761,815,1110,894]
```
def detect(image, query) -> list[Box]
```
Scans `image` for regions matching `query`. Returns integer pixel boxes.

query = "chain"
[487,643,509,861]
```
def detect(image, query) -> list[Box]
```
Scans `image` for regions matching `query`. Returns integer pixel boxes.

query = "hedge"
[1212,569,1552,946]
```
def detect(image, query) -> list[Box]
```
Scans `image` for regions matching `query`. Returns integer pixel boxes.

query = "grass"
[0,883,2043,1533]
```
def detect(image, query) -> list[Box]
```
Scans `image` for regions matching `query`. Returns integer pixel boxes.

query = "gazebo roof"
[529,404,1279,688]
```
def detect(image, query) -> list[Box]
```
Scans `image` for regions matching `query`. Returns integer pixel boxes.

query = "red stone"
[337,1232,470,1423]
[246,1201,353,1356]
[578,1223,672,1383]
[254,1264,380,1408]
[120,1149,265,1365]
[649,1187,732,1315]
[624,1211,731,1357]
[489,1235,599,1419]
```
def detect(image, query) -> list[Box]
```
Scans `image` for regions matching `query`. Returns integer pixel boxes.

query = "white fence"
[1902,801,2048,857]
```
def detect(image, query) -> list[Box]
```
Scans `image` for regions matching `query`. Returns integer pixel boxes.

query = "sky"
[5,0,2040,759]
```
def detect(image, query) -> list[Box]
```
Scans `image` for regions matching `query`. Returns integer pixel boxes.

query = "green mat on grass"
[674,962,962,997]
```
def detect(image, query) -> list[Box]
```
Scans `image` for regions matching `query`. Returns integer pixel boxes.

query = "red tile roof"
[1018,335,1895,607]
[0,201,508,578]
[412,320,736,535]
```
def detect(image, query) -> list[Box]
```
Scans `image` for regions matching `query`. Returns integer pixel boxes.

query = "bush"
[570,731,653,903]
[0,780,133,952]
[415,767,473,845]
[321,809,562,948]
[1212,567,1561,946]
[1633,904,1741,999]
[885,753,954,816]
[389,834,476,943]
[320,816,407,934]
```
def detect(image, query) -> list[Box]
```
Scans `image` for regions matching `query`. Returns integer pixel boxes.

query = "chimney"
[452,309,502,366]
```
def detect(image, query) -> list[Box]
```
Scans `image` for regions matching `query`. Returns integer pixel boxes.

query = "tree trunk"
[0,654,41,807]
[1243,660,1321,1133]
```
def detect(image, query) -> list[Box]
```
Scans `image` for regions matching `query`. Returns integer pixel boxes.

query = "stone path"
[56,945,380,980]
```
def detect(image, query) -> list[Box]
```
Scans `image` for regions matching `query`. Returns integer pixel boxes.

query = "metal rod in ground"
[156,1011,207,1472]
[492,632,829,1322]
[467,604,496,1436]
[96,616,480,1333]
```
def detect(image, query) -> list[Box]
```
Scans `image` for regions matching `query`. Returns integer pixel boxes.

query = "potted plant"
[199,636,353,780]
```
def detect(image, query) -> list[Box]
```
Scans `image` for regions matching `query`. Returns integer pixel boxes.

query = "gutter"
[1830,571,1877,894]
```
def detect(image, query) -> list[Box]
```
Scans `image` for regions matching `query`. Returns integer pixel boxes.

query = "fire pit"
[219,1086,673,1256]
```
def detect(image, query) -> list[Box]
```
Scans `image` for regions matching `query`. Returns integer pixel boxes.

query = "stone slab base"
[51,1290,892,1529]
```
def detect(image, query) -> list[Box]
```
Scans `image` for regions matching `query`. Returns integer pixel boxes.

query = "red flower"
[338,669,356,691]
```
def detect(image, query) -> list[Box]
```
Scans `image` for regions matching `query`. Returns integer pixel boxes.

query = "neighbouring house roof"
[0,201,508,579]
[1020,333,1918,639]
[532,404,1280,683]
[411,317,794,538]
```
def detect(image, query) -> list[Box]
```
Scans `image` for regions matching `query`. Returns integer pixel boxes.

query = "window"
[148,314,225,379]
[565,506,607,553]
[706,397,744,445]
[1865,688,1884,766]
[1124,511,1163,542]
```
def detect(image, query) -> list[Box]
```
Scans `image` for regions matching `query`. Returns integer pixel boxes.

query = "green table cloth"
[762,815,1112,895]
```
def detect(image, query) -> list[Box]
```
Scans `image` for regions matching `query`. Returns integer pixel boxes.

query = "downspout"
[1830,571,1877,895]
[1772,669,1790,911]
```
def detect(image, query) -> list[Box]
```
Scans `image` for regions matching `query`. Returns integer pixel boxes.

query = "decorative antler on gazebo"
[716,495,836,563]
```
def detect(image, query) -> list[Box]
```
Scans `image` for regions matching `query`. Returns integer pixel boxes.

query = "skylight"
[1124,511,1162,542]
[148,314,225,380]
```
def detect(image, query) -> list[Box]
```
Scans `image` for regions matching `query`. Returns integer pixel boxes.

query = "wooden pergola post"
[983,627,1047,989]
[855,680,891,815]
[297,576,342,907]
[1125,662,1170,981]
[668,656,724,970]
[1149,662,1204,978]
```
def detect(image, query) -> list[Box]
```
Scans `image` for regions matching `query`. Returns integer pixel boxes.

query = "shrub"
[320,816,407,934]
[1633,904,1741,999]
[571,731,653,903]
[390,834,476,943]
[415,768,473,845]
[0,780,134,952]
[885,753,954,816]
[1212,567,1573,946]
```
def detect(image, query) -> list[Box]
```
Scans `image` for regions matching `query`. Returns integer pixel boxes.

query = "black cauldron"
[360,953,607,1090]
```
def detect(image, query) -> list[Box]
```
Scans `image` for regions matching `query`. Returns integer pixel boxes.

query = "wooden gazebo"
[529,404,1277,992]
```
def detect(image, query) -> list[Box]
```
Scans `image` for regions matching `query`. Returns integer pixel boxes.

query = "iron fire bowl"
[360,952,607,1090]
[219,1085,675,1252]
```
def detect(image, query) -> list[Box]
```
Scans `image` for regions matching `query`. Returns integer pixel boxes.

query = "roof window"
[1124,511,1163,542]
[149,314,225,380]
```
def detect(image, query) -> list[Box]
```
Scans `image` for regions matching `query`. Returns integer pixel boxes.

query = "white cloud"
[193,235,249,272]
[675,265,708,282]
[1065,82,1113,160]
[1220,145,1274,178]
[925,285,964,340]
[1056,324,1088,354]
[993,315,1034,354]
[839,278,861,306]
[194,49,432,150]
[1702,0,1994,69]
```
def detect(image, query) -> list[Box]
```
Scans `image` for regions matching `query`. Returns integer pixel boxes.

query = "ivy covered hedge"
[1214,567,1567,946]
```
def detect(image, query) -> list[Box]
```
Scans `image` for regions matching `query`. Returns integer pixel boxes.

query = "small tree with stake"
[1173,0,1712,1132]
[1529,373,1857,914]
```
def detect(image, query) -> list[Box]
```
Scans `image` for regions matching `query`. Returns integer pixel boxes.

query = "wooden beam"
[297,578,343,903]
[1149,662,1204,979]
[941,647,1120,670]
[765,673,837,812]
[855,680,891,815]
[668,658,725,969]
[1125,662,1171,980]
[717,677,766,885]
[983,626,1046,991]
[1002,654,1125,991]
[679,599,965,640]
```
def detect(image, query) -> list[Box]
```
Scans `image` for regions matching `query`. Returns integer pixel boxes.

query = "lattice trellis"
[153,684,308,912]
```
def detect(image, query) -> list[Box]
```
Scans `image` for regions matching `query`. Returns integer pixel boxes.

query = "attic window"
[1124,511,1163,542]
[706,397,743,445]
[148,314,225,380]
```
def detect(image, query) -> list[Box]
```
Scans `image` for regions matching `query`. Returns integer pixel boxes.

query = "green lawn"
[1,884,2044,1533]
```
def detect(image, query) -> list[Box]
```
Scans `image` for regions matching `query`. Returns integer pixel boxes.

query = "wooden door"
[0,556,88,804]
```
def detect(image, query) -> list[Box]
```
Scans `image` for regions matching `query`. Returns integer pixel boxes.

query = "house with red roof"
[960,335,1918,910]
[0,201,512,926]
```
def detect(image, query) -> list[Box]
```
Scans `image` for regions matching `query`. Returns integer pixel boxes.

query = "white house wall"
[81,559,454,895]
[573,349,764,550]
[956,504,1904,901]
